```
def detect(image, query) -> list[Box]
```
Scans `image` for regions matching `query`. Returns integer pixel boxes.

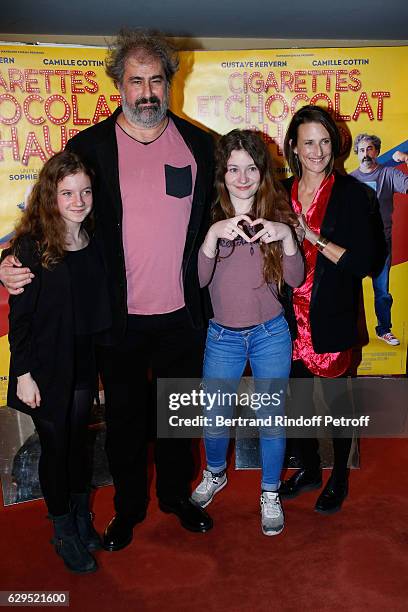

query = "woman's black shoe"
[279,468,322,499]
[315,476,348,514]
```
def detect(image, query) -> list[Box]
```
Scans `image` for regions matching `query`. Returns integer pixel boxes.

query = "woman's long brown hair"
[213,129,298,289]
[12,150,94,269]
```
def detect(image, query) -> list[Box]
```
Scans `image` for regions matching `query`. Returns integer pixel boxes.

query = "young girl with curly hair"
[7,150,110,572]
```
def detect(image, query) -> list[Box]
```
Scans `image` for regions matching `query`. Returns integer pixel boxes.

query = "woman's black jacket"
[281,173,386,353]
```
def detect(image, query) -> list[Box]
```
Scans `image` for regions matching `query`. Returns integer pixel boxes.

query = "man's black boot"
[159,498,213,532]
[103,511,146,552]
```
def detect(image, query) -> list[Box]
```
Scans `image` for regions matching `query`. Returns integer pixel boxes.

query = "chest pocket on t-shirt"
[165,164,192,199]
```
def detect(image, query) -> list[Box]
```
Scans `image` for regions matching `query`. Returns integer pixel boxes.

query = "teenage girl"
[191,130,304,535]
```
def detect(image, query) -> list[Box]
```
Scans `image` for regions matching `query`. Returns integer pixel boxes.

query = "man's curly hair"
[105,28,179,86]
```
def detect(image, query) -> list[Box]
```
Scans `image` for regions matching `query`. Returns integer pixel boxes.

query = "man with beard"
[0,29,214,550]
[351,134,408,346]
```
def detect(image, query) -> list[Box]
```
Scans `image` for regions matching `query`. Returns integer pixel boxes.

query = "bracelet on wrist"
[315,235,329,252]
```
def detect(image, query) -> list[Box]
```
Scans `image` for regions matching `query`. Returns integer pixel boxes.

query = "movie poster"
[1,43,407,402]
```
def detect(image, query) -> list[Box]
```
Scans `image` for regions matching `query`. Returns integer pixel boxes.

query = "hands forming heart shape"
[237,219,264,242]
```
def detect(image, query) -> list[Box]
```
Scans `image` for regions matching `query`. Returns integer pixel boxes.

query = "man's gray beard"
[121,94,169,129]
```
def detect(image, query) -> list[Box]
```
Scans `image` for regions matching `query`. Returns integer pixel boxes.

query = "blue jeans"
[202,313,291,491]
[373,239,392,336]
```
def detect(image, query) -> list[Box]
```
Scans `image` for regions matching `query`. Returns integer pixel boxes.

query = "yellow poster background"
[1,43,407,402]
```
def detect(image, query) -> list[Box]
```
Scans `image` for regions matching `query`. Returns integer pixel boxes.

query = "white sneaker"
[376,331,400,346]
[191,469,227,508]
[260,491,284,536]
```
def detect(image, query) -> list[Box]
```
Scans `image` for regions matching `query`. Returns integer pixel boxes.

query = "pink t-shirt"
[198,238,304,327]
[116,119,197,314]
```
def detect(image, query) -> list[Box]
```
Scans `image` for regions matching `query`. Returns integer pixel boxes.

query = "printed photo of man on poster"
[351,134,408,347]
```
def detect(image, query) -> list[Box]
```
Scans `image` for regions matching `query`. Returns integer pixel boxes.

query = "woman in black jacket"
[279,105,384,514]
[7,151,110,572]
